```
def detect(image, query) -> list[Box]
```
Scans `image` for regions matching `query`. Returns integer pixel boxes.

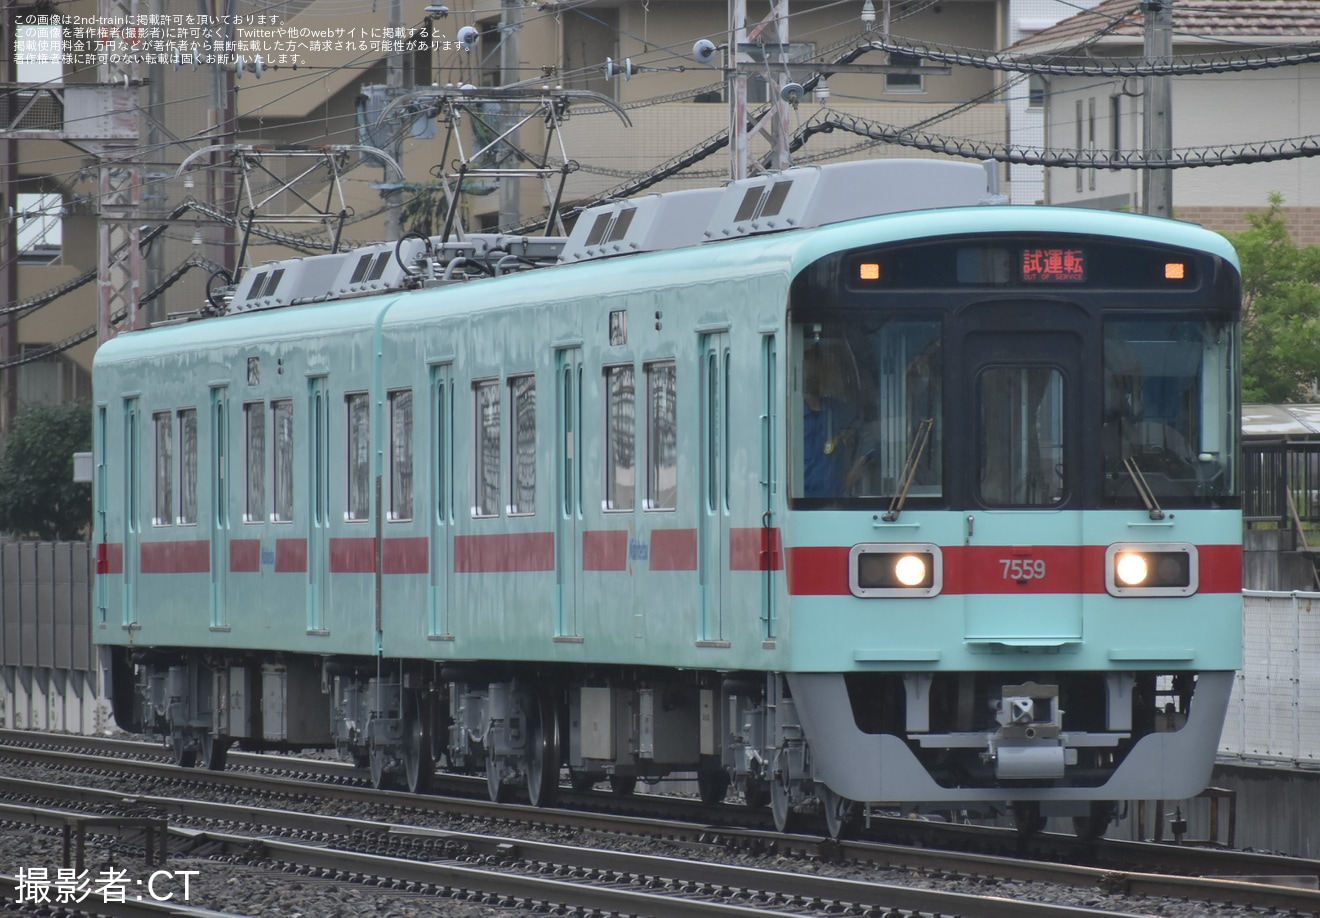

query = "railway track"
[3,731,1319,916]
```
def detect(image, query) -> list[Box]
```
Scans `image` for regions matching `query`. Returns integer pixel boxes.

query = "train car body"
[92,159,1242,836]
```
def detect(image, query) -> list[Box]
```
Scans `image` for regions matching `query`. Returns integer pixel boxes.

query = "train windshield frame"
[788,233,1241,511]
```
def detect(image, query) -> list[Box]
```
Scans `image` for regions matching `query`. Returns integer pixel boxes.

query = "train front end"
[776,209,1242,833]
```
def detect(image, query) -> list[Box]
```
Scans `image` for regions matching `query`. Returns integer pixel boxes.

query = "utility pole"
[729,0,791,180]
[499,0,521,228]
[96,0,143,343]
[383,0,405,241]
[1142,0,1173,218]
[1,9,19,432]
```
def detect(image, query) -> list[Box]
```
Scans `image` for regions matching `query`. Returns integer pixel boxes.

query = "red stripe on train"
[583,530,627,571]
[140,540,210,574]
[650,528,697,571]
[730,527,784,571]
[330,537,376,573]
[455,532,555,572]
[787,544,1243,595]
[383,537,428,575]
[230,539,261,573]
[96,543,123,575]
[276,538,307,573]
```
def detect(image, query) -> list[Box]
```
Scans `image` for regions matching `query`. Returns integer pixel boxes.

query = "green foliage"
[1222,193,1320,402]
[0,401,93,540]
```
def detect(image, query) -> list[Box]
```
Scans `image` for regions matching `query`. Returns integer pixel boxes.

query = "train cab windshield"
[789,313,1238,510]
[791,318,943,505]
[1101,316,1238,506]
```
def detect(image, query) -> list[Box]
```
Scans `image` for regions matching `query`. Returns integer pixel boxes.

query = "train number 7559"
[1000,558,1046,581]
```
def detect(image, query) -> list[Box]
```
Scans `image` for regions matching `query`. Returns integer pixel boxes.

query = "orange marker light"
[1165,262,1186,280]
[859,262,881,281]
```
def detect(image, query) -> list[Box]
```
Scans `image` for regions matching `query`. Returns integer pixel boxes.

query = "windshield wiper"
[883,418,934,522]
[1123,455,1165,520]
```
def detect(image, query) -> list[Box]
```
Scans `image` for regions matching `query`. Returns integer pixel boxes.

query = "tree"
[1222,194,1320,403]
[0,401,93,540]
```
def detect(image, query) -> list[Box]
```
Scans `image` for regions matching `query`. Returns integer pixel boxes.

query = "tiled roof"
[1011,0,1320,54]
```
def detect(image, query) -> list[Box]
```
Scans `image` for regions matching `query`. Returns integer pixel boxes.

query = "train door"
[95,405,108,626]
[307,376,330,632]
[958,304,1085,643]
[760,333,778,641]
[698,332,731,644]
[429,364,454,637]
[208,386,229,628]
[555,347,583,638]
[121,397,140,627]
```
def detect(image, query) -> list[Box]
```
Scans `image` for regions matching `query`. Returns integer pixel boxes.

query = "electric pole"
[1142,0,1173,218]
[499,0,521,228]
[384,0,405,241]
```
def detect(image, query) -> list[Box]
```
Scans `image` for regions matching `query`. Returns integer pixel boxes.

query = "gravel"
[0,755,1290,918]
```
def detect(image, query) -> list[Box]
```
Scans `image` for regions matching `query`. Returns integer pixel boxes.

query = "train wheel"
[608,774,637,797]
[200,732,229,771]
[744,778,771,809]
[402,693,434,795]
[1073,802,1113,841]
[770,767,797,833]
[1012,801,1046,837]
[820,784,857,839]
[171,732,197,769]
[369,741,390,790]
[525,694,560,808]
[486,754,513,803]
[697,768,730,806]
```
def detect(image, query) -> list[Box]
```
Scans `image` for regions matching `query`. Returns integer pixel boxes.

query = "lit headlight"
[1105,543,1197,597]
[850,543,942,597]
[1115,552,1148,586]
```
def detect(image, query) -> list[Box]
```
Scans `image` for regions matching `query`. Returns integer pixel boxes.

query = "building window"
[272,399,293,523]
[605,364,635,511]
[178,408,198,525]
[1111,94,1122,158]
[1076,100,1084,192]
[645,361,677,510]
[346,392,370,521]
[886,50,923,92]
[244,402,265,522]
[473,379,501,517]
[509,375,536,515]
[389,389,413,521]
[1028,74,1044,108]
[153,411,173,526]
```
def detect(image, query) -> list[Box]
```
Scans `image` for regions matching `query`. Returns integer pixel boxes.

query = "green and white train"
[93,159,1243,838]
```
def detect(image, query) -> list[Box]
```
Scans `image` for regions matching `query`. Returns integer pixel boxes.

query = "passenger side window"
[153,411,173,527]
[388,389,413,521]
[346,392,370,521]
[645,361,676,510]
[473,379,500,518]
[508,375,536,515]
[272,399,294,523]
[605,364,635,511]
[178,408,198,525]
[244,402,266,523]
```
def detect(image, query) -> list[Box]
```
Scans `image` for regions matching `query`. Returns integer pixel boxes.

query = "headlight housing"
[1105,542,1197,597]
[850,543,943,597]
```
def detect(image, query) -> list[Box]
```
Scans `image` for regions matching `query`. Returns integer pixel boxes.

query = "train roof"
[93,165,1241,370]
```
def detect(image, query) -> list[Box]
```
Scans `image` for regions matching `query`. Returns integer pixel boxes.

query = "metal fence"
[1221,591,1320,765]
[1243,440,1320,529]
[0,541,107,733]
[0,541,94,672]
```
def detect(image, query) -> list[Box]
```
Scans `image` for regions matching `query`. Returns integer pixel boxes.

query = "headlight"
[1105,543,1197,597]
[850,543,942,597]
